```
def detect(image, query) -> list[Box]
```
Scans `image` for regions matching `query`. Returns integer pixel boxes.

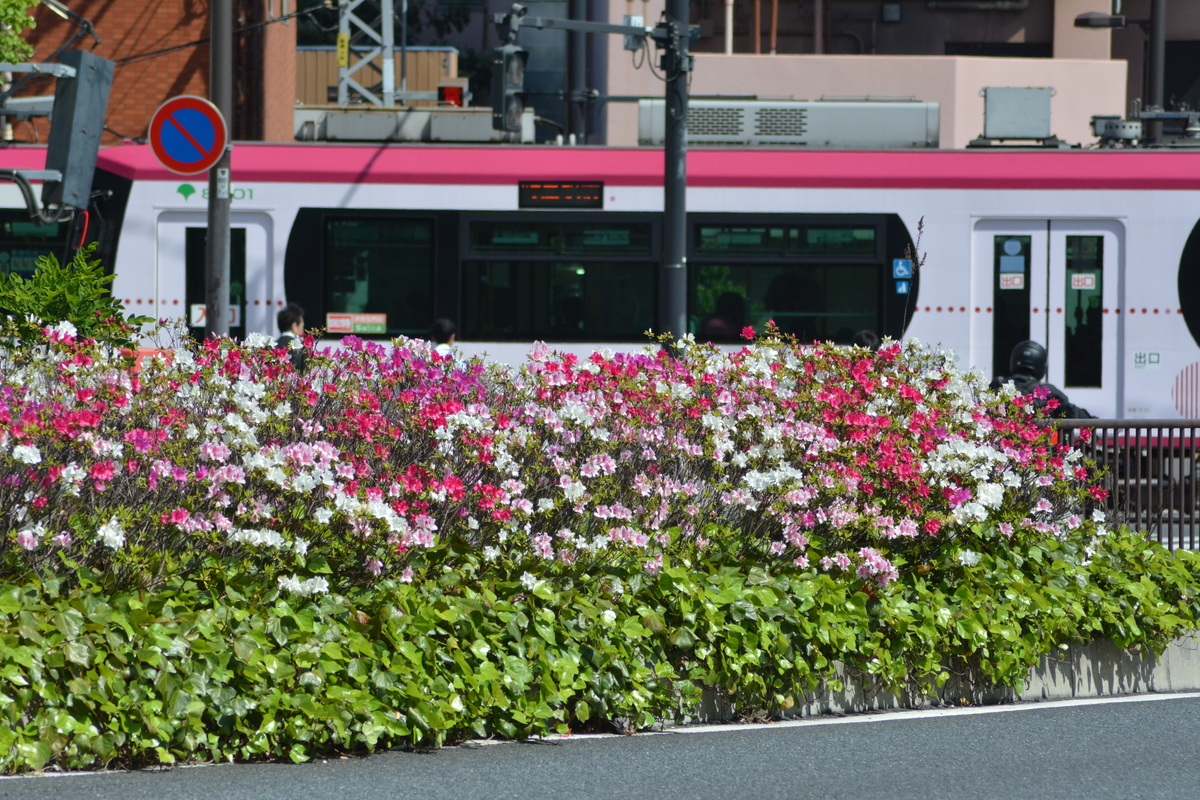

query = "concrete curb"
[697,634,1200,721]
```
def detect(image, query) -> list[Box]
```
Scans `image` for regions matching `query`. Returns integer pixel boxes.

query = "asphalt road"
[4,693,1199,800]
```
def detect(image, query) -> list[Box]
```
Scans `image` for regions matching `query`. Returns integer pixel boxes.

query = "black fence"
[1057,420,1200,551]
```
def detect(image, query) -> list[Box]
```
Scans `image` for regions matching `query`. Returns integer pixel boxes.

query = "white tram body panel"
[6,143,1200,419]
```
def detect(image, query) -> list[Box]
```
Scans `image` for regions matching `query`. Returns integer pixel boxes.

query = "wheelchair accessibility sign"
[892,259,914,279]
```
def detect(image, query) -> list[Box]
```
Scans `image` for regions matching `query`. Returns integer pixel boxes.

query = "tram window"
[697,226,787,255]
[324,218,433,338]
[1064,235,1103,388]
[992,235,1031,380]
[185,227,246,331]
[696,225,876,258]
[0,214,68,279]
[792,226,876,258]
[470,222,651,255]
[462,260,655,341]
[694,263,880,344]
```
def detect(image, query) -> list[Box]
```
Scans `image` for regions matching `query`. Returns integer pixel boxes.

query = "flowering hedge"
[1,321,1108,593]
[1,320,1198,770]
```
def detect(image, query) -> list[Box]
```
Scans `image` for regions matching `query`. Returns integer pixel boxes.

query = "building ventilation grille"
[638,99,939,149]
[690,107,745,137]
[755,107,808,137]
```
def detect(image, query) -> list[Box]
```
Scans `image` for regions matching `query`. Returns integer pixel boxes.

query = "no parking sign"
[148,96,228,175]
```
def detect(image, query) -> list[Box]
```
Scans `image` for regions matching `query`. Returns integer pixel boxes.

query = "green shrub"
[0,524,1196,772]
[0,243,150,350]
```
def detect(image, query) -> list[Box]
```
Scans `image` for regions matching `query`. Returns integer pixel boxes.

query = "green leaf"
[64,641,92,667]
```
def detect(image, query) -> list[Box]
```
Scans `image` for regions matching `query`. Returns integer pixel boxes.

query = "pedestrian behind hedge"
[276,302,308,373]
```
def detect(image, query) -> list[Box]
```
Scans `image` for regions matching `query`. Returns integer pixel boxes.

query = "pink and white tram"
[5,141,1200,419]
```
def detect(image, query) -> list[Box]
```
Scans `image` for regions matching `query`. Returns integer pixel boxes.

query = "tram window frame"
[186,226,247,333]
[461,213,658,342]
[992,234,1032,380]
[1063,234,1103,388]
[689,214,900,345]
[0,212,71,279]
[320,213,437,340]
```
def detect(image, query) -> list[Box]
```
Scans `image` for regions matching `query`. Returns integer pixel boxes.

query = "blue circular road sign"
[148,96,228,175]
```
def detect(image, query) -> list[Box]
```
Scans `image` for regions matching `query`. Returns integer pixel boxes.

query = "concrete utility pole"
[567,0,586,140]
[205,0,232,339]
[659,0,690,342]
[1146,0,1166,143]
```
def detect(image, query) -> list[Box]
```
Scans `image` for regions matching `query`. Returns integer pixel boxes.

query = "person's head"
[1010,339,1048,380]
[278,303,305,336]
[852,329,880,351]
[429,317,457,345]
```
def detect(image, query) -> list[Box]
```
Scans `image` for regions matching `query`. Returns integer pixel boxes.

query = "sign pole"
[205,0,233,339]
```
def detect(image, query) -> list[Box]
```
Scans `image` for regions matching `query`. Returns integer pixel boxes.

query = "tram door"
[974,220,1122,418]
[155,212,274,337]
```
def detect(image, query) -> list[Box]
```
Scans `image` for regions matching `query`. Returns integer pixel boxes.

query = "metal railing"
[1057,420,1200,551]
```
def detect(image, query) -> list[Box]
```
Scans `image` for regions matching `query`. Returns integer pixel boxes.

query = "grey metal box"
[982,87,1053,140]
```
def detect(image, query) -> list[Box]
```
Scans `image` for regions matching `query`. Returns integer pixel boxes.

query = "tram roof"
[86,142,1200,192]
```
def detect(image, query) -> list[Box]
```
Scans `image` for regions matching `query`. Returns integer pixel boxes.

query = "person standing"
[276,302,308,372]
[429,318,457,357]
[992,340,1091,419]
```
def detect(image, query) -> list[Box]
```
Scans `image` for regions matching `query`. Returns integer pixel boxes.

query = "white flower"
[519,571,544,592]
[276,574,328,596]
[975,482,1005,509]
[50,320,77,337]
[12,445,41,465]
[957,549,981,566]
[314,507,334,525]
[97,515,126,550]
[229,528,287,549]
[243,331,275,348]
[600,609,617,626]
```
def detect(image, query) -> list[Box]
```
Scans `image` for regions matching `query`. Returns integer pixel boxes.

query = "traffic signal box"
[42,50,115,210]
[491,44,528,133]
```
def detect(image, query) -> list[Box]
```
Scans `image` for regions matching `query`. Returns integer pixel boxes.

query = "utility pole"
[567,0,586,140]
[1146,0,1166,143]
[659,0,691,342]
[205,0,232,339]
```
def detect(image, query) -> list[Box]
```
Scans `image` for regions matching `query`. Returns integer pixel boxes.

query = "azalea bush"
[0,320,1108,591]
[0,318,1198,771]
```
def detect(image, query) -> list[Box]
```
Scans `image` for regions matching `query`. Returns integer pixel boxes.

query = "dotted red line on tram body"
[919,307,1182,314]
[122,299,287,306]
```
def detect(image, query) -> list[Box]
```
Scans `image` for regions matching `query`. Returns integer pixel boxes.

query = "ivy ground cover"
[1,322,1198,771]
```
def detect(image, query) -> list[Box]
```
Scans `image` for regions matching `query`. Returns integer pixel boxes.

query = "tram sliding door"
[975,219,1121,418]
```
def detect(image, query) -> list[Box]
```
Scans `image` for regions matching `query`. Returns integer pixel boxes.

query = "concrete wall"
[697,635,1200,722]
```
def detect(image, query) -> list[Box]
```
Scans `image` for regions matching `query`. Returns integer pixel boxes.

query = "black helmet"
[1010,340,1047,380]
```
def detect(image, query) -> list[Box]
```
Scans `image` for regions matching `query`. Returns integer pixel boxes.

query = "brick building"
[12,0,296,145]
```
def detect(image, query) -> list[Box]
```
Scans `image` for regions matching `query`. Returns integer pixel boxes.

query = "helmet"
[1009,340,1047,380]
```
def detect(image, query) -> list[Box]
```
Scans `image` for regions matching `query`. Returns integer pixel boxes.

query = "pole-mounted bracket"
[493,3,652,50]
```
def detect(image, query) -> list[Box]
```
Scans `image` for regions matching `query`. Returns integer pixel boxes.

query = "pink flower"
[740,326,755,340]
[90,460,115,483]
[124,428,156,453]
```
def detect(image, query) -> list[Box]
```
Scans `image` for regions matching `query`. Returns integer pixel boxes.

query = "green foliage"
[1,525,1197,772]
[0,243,150,349]
[0,0,37,64]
